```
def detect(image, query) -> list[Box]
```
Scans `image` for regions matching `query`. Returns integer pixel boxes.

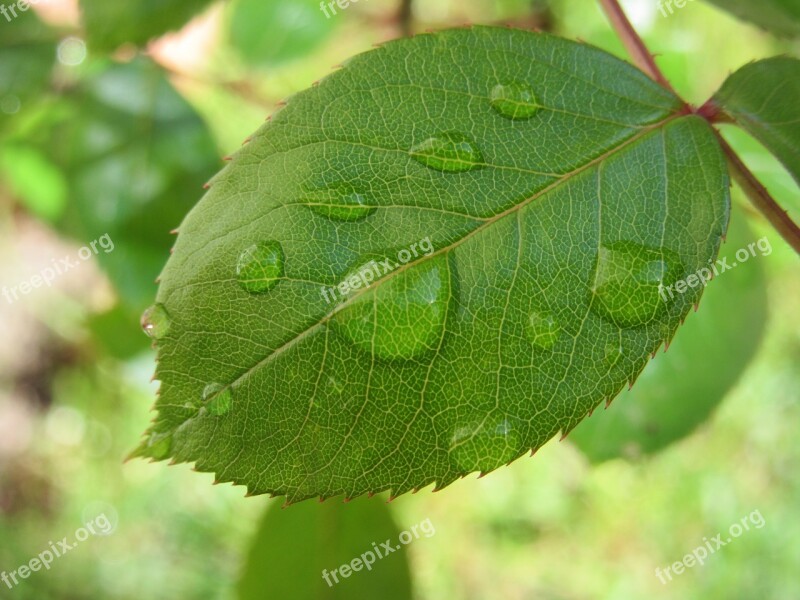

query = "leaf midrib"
[173,112,689,406]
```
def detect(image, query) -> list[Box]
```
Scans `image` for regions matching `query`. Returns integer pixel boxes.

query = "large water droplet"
[526,310,560,350]
[141,303,171,339]
[449,416,520,472]
[236,241,285,293]
[490,82,540,120]
[409,132,483,173]
[147,431,173,459]
[202,383,232,416]
[590,242,684,327]
[305,185,376,222]
[331,254,452,360]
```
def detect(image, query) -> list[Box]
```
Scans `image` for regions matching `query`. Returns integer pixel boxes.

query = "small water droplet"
[449,416,520,472]
[590,242,684,327]
[409,132,483,173]
[604,343,624,366]
[147,431,172,460]
[141,303,171,339]
[305,185,376,222]
[526,310,560,350]
[490,82,540,120]
[331,254,452,360]
[236,241,285,293]
[202,383,232,416]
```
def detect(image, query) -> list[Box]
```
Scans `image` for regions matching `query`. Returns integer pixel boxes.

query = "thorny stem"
[716,133,800,254]
[597,0,678,96]
[398,0,413,37]
[598,0,800,254]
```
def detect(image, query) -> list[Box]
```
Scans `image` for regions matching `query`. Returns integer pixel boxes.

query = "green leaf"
[39,58,219,342]
[0,144,67,221]
[713,57,800,188]
[237,499,412,599]
[79,0,216,52]
[703,0,800,38]
[570,211,768,462]
[133,27,729,502]
[228,0,336,66]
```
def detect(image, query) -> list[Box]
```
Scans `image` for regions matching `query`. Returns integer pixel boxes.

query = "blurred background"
[0,0,798,598]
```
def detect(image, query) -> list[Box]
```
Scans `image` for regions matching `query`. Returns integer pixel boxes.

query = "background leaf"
[570,210,768,461]
[79,0,217,52]
[713,57,800,187]
[135,27,730,503]
[237,499,412,600]
[703,0,800,38]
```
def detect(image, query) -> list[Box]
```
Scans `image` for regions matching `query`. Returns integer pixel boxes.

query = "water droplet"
[305,185,376,222]
[490,82,540,120]
[236,241,285,293]
[409,132,483,173]
[590,242,684,327]
[141,303,171,339]
[526,310,560,350]
[202,383,232,416]
[147,431,172,460]
[331,254,452,360]
[449,416,520,472]
[604,343,624,366]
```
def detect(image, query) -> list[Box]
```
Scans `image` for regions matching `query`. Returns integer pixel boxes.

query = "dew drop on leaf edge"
[331,254,452,360]
[409,132,484,173]
[236,241,285,294]
[141,303,171,340]
[590,241,685,328]
[449,416,520,472]
[490,82,541,120]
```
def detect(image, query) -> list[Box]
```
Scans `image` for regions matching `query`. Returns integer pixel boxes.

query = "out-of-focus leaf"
[228,0,336,66]
[133,28,730,502]
[39,58,219,343]
[237,499,412,600]
[0,144,67,221]
[714,57,800,187]
[703,0,800,37]
[79,0,216,52]
[0,10,57,131]
[570,212,768,461]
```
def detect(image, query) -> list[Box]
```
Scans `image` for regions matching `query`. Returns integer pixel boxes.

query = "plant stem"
[597,0,678,96]
[715,133,800,254]
[398,0,413,37]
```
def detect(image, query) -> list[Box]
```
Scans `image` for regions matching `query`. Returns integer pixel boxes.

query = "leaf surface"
[714,57,800,187]
[134,27,730,502]
[571,212,768,461]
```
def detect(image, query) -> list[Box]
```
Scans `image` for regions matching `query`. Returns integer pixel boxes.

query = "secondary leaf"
[228,0,336,66]
[39,58,219,345]
[570,211,768,461]
[713,57,800,188]
[133,27,729,503]
[79,0,216,52]
[237,499,412,599]
[703,0,800,38]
